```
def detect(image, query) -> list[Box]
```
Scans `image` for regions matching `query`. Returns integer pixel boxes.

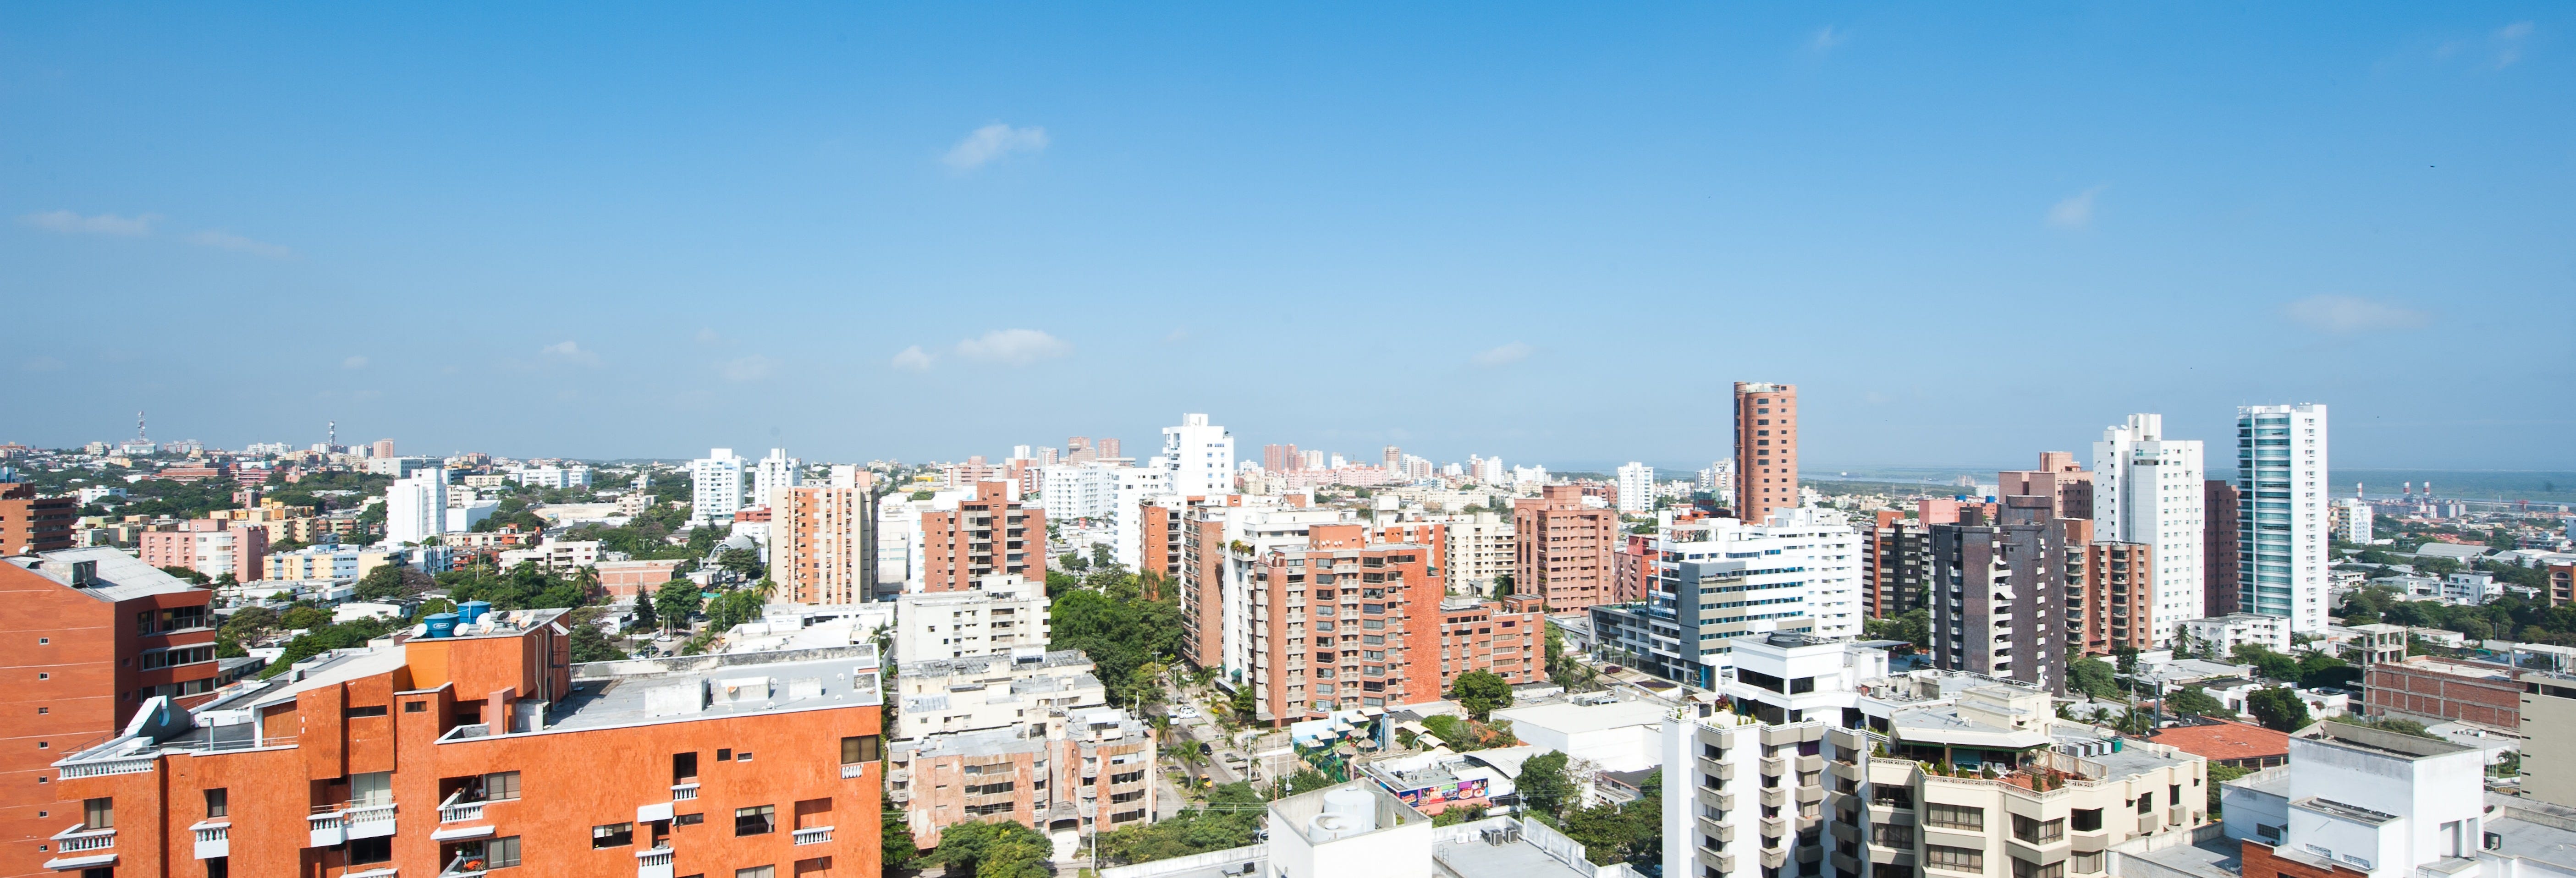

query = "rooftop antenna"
[136,411,147,440]
[329,420,337,449]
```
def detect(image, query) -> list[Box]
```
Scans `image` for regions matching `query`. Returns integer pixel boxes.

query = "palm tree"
[572,565,601,602]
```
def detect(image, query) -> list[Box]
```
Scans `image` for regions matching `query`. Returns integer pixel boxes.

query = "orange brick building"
[1239,523,1451,724]
[1733,381,1798,526]
[1433,594,1545,690]
[774,480,877,605]
[920,483,1044,593]
[0,483,76,555]
[1513,485,1614,610]
[43,608,881,878]
[4,550,220,878]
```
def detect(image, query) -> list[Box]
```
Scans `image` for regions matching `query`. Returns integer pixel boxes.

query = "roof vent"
[70,560,98,587]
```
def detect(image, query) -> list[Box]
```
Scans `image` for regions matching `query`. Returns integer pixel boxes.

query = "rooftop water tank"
[424,613,458,638]
[1307,787,1376,842]
[457,600,493,625]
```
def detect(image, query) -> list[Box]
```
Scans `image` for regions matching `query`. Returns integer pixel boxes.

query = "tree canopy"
[1516,750,1575,819]
[1049,568,1184,708]
[2247,687,2311,732]
[1452,670,1512,720]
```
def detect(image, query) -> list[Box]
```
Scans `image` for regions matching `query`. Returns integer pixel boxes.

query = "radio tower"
[136,411,147,440]
[328,420,337,450]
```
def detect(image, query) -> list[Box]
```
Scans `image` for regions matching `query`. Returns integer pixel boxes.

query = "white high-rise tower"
[1160,413,1235,496]
[2238,403,2329,633]
[751,448,801,509]
[690,448,745,526]
[2092,413,2207,641]
[1615,462,1654,513]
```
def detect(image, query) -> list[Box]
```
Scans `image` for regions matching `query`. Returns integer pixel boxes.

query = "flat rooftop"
[9,547,207,602]
[1492,699,1668,734]
[545,651,885,733]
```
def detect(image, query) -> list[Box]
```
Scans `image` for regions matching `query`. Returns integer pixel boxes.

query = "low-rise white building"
[895,573,1050,662]
[2181,612,2292,657]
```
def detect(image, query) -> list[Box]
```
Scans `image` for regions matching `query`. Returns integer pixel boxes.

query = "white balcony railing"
[841,763,868,779]
[670,783,700,801]
[793,826,834,845]
[440,790,486,823]
[54,825,116,853]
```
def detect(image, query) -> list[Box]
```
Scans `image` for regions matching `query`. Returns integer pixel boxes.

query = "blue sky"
[5,4,2570,470]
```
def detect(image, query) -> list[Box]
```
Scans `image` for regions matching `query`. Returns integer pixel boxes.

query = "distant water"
[1808,466,2576,505]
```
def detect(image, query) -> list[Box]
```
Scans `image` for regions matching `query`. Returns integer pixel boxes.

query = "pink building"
[138,519,268,581]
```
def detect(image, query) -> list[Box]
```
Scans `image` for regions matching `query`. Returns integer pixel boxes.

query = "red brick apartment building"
[1240,523,1449,724]
[3,550,220,878]
[1435,594,1545,690]
[40,607,882,878]
[920,482,1045,593]
[0,483,76,555]
[1732,381,1799,526]
[1513,485,1614,610]
[2367,656,2522,728]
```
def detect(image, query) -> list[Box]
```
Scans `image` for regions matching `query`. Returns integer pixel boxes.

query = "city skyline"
[7,5,2570,468]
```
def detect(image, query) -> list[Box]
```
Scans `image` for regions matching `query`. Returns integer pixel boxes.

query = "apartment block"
[894,574,1050,662]
[1589,509,1863,688]
[887,707,1155,847]
[775,472,878,605]
[1433,594,1545,691]
[1864,511,1932,619]
[2237,404,2331,634]
[1234,523,1446,724]
[890,650,1105,741]
[2206,479,2243,620]
[265,545,408,583]
[1438,510,1513,595]
[2093,413,2208,641]
[689,448,745,526]
[1161,413,1235,497]
[2070,539,2154,656]
[44,610,883,878]
[1734,381,1800,527]
[0,483,77,554]
[1931,495,2071,693]
[138,519,271,582]
[919,482,1046,593]
[1998,451,2094,520]
[1514,484,1615,610]
[2,550,220,878]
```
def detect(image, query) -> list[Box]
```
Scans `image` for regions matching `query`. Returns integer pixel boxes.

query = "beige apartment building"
[776,476,878,604]
[1437,510,1514,595]
[895,573,1050,662]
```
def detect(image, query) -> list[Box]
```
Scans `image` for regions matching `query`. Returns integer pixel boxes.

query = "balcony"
[192,820,229,859]
[51,824,116,856]
[310,810,348,847]
[671,782,700,801]
[347,803,397,840]
[637,845,675,878]
[794,826,835,845]
[438,790,486,824]
[1796,754,1825,773]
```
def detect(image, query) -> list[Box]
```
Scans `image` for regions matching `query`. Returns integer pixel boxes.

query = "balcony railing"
[794,826,834,845]
[54,825,116,853]
[440,790,486,823]
[841,763,868,779]
[671,782,700,801]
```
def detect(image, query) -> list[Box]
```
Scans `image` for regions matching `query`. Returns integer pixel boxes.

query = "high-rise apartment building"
[0,483,75,554]
[1998,451,2094,519]
[2236,403,2330,633]
[2070,536,2156,655]
[370,438,396,459]
[919,482,1046,593]
[1234,523,1447,724]
[1930,495,2072,693]
[1513,484,1616,610]
[1864,510,1932,618]
[382,468,449,547]
[689,448,745,526]
[1097,437,1122,460]
[2092,414,2207,642]
[45,609,883,878]
[1733,382,1799,526]
[1161,413,1235,496]
[750,447,801,510]
[774,466,877,605]
[2,551,221,878]
[2331,496,2373,544]
[1587,509,1861,688]
[1615,462,1654,514]
[2205,479,2243,619]
[1439,511,1514,596]
[1262,444,1294,473]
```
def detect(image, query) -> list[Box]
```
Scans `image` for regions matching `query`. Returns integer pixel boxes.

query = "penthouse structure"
[1514,484,1616,610]
[3,550,220,878]
[919,482,1046,593]
[1734,381,1800,527]
[44,610,883,878]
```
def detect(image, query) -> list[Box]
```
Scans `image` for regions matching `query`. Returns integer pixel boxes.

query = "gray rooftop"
[8,547,206,602]
[547,652,885,733]
[904,648,1094,679]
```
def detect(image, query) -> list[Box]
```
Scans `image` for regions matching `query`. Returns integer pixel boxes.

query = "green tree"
[2068,658,2120,700]
[2165,686,2225,717]
[2114,646,2141,675]
[568,623,626,663]
[654,580,703,632]
[933,819,1051,878]
[1091,543,1114,570]
[716,548,763,580]
[1516,750,1576,819]
[159,565,209,584]
[2296,652,2359,690]
[2207,764,2252,815]
[630,586,657,632]
[1453,669,1513,720]
[352,564,409,602]
[883,807,919,874]
[2247,687,2311,732]
[281,604,333,631]
[1493,573,1514,598]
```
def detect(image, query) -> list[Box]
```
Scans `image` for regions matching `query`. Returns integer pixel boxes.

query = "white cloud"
[22,357,65,373]
[1811,26,1846,50]
[20,210,156,236]
[954,329,1073,366]
[2282,295,2431,334]
[1471,341,1534,368]
[891,346,934,372]
[719,355,779,382]
[943,123,1050,170]
[341,356,369,369]
[541,340,601,366]
[186,230,293,258]
[2494,21,2535,68]
[2047,185,2108,228]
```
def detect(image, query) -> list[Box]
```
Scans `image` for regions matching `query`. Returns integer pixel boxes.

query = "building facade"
[138,519,270,582]
[774,468,878,605]
[0,483,76,555]
[1589,509,1863,688]
[2206,479,2243,620]
[1514,484,1615,611]
[689,448,745,526]
[2236,404,2330,634]
[1160,413,1235,497]
[919,482,1046,593]
[1733,382,1800,527]
[1864,511,1932,619]
[1932,496,2072,692]
[894,574,1050,662]
[2092,413,2207,643]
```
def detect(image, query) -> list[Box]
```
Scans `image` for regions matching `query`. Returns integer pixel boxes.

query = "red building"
[919,482,1046,593]
[1435,594,1546,690]
[1513,485,1614,611]
[2205,479,2243,617]
[1240,523,1449,724]
[0,483,76,555]
[3,549,220,878]
[1733,381,1799,526]
[44,608,882,877]
[2366,656,2521,728]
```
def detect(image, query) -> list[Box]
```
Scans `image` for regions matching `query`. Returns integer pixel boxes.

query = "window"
[2013,815,2064,843]
[1871,787,1915,808]
[2135,792,2154,814]
[2070,809,2101,832]
[2072,851,2104,873]
[1926,845,1983,873]
[675,813,705,827]
[346,705,388,718]
[737,805,776,835]
[674,752,699,783]
[595,822,635,848]
[485,836,522,868]
[405,702,427,713]
[1925,803,1983,831]
[350,835,393,864]
[718,748,733,762]
[2012,858,2064,878]
[1870,823,1915,847]
[738,868,777,878]
[351,771,393,807]
[82,797,113,830]
[484,771,522,801]
[204,788,228,819]
[841,735,881,764]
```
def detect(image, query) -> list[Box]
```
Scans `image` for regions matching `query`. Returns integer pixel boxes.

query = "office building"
[1931,495,2074,692]
[1616,462,1654,514]
[138,519,270,582]
[919,482,1046,593]
[2236,403,2330,634]
[2092,413,2207,642]
[1514,484,1617,611]
[0,483,76,554]
[774,466,877,605]
[1161,413,1235,496]
[1,551,220,878]
[689,448,745,526]
[1733,381,1800,526]
[1588,509,1862,688]
[2206,479,2243,620]
[894,573,1050,661]
[45,612,883,878]
[750,448,801,510]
